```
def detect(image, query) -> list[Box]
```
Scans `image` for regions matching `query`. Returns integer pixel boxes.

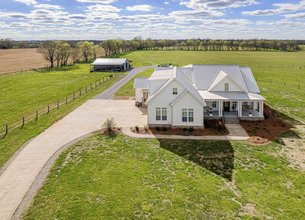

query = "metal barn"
[91,58,131,72]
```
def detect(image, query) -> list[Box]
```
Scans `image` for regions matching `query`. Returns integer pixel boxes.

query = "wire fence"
[0,75,112,139]
[256,79,304,89]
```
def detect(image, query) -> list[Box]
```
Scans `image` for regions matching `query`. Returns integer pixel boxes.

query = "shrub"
[103,117,116,136]
[135,126,140,133]
[162,127,168,131]
[189,127,194,132]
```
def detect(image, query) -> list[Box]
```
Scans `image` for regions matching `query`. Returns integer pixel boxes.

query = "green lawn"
[0,75,121,168]
[0,64,112,127]
[120,51,305,122]
[115,68,154,96]
[24,135,305,219]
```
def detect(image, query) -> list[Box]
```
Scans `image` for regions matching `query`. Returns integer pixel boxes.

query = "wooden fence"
[0,75,112,139]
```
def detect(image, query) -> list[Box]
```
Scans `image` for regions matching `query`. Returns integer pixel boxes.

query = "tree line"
[100,38,302,56]
[21,38,304,68]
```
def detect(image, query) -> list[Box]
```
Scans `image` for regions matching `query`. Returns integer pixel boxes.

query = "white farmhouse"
[134,65,265,128]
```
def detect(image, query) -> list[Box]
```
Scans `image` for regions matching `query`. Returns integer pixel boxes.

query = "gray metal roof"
[134,78,149,89]
[92,58,128,66]
[190,65,249,92]
[240,67,260,93]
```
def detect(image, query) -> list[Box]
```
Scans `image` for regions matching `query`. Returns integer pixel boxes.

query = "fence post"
[47,105,50,114]
[35,110,38,121]
[90,84,93,90]
[85,87,88,93]
[57,101,60,109]
[66,96,68,104]
[73,93,75,100]
[80,89,82,96]
[21,117,25,129]
[2,124,8,139]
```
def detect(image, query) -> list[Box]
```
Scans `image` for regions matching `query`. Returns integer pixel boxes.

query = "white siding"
[148,80,185,126]
[172,92,204,127]
[210,77,243,92]
[135,89,143,102]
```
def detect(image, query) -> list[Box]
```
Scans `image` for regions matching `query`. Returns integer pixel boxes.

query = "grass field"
[0,75,121,168]
[24,134,305,219]
[0,64,113,127]
[0,49,48,74]
[121,51,305,122]
[115,68,154,97]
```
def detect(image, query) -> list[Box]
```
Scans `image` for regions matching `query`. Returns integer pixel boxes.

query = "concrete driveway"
[0,100,147,220]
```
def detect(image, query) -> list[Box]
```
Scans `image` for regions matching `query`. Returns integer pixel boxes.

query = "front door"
[224,102,230,112]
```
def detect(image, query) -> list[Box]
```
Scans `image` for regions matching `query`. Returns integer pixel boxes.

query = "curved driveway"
[0,67,150,220]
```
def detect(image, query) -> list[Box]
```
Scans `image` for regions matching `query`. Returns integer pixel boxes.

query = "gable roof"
[146,67,205,105]
[134,78,149,89]
[208,71,247,92]
[92,58,128,66]
[189,65,249,92]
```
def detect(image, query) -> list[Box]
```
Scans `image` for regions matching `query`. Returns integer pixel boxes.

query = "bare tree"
[37,41,58,68]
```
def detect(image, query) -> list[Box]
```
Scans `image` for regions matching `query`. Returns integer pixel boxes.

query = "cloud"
[126,5,154,12]
[75,0,116,3]
[180,0,258,10]
[243,0,305,16]
[170,10,224,18]
[14,0,37,5]
[34,4,63,10]
[285,12,305,19]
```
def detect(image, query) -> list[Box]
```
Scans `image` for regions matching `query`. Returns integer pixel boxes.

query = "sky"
[1,0,305,40]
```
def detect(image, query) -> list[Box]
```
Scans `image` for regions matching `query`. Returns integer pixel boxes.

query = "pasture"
[0,48,48,74]
[115,68,154,97]
[122,51,305,122]
[0,65,121,167]
[24,135,305,219]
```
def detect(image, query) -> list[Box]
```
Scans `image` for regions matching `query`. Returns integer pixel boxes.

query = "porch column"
[254,101,259,111]
[259,101,264,117]
[219,101,223,116]
[238,101,242,117]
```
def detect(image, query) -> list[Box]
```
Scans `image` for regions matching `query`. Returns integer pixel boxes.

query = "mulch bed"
[240,105,292,144]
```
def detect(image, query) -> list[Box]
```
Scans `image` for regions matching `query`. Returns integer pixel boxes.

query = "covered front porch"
[204,100,264,120]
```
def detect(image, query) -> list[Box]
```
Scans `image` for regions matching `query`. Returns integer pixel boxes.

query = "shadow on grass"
[158,139,234,181]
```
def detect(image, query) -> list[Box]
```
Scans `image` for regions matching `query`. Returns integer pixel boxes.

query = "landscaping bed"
[240,105,293,144]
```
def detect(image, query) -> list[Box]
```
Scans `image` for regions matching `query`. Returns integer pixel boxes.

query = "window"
[182,109,194,122]
[212,101,217,108]
[162,108,167,121]
[225,83,229,91]
[182,109,188,122]
[173,88,178,95]
[188,109,194,122]
[156,108,161,121]
[156,107,167,121]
